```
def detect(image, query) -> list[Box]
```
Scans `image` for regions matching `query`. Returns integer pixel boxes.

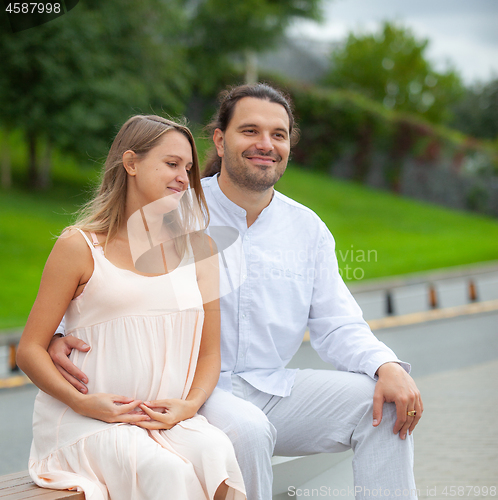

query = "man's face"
[214,97,291,192]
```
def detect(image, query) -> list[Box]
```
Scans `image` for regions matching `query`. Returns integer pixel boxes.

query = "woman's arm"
[183,294,221,412]
[17,230,148,424]
[186,233,221,409]
[137,233,221,429]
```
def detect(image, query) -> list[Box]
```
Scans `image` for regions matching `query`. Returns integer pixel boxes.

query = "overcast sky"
[289,0,498,85]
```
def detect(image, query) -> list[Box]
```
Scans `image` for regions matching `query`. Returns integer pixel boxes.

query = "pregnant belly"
[67,316,198,401]
[69,334,183,401]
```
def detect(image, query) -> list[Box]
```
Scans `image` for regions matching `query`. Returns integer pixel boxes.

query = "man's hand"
[373,362,423,440]
[134,399,197,430]
[48,334,90,394]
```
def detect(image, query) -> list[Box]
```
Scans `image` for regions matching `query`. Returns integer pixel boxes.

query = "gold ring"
[407,410,416,417]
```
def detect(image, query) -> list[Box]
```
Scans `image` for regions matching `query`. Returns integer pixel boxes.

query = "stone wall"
[331,155,498,217]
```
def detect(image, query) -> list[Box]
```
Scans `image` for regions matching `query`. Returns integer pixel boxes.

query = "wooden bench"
[0,452,354,499]
[0,471,84,499]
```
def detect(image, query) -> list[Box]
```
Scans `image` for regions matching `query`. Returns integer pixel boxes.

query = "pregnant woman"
[17,115,246,500]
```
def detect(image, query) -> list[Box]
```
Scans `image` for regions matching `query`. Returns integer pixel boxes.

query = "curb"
[367,298,498,330]
[302,299,498,341]
[0,375,32,389]
[348,260,498,293]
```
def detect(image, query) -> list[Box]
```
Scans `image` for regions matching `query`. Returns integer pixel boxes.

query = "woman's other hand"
[134,399,197,430]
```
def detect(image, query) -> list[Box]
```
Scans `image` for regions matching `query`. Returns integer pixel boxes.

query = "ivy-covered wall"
[278,80,498,216]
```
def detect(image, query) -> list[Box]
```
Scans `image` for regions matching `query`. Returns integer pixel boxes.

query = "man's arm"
[48,334,90,394]
[308,224,406,376]
[308,222,423,437]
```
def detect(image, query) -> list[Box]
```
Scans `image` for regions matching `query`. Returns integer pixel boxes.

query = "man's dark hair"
[202,83,300,177]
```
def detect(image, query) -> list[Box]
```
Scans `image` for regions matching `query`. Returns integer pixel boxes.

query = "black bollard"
[386,290,394,315]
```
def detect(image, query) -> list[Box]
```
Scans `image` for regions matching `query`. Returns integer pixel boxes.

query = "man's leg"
[198,387,276,500]
[239,369,417,500]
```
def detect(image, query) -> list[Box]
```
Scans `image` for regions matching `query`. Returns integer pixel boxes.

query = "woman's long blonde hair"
[71,115,209,256]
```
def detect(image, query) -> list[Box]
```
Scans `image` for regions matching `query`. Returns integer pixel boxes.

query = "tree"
[323,22,463,124]
[0,0,192,188]
[450,79,498,140]
[186,0,323,90]
[0,0,327,188]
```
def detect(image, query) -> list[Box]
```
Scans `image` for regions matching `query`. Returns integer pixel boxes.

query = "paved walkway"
[413,359,498,499]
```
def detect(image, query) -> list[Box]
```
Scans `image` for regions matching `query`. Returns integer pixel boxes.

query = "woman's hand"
[134,399,197,430]
[72,393,151,424]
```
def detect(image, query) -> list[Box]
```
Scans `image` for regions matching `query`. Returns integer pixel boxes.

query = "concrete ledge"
[367,298,498,330]
[348,260,498,294]
[0,375,31,390]
[272,451,354,498]
[300,299,498,342]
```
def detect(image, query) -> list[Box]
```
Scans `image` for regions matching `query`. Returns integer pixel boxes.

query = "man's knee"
[336,372,377,417]
[200,389,276,449]
[352,374,399,428]
[225,404,276,453]
[349,374,398,425]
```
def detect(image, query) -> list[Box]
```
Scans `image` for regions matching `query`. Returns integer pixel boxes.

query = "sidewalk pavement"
[413,359,498,499]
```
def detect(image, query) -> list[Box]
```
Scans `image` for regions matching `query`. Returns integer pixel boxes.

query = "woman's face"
[132,130,193,211]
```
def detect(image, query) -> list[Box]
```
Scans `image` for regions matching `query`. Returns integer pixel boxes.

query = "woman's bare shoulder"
[53,228,93,261]
[38,228,94,287]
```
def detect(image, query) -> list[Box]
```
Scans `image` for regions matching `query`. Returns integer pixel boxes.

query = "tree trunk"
[27,131,40,189]
[245,50,258,84]
[39,141,53,189]
[1,135,12,189]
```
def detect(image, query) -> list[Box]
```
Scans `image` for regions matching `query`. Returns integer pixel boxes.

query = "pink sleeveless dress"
[29,230,246,500]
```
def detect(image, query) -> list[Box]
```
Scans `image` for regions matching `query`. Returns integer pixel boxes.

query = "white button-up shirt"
[202,175,407,397]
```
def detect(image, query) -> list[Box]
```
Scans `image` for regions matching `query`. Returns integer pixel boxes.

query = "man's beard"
[223,143,287,193]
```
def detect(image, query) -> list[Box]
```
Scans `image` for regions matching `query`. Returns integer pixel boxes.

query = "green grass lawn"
[1,162,497,330]
[275,165,498,281]
[0,185,91,329]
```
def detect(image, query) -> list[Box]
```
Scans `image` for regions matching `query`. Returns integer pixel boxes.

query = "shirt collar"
[207,174,247,218]
[206,173,277,223]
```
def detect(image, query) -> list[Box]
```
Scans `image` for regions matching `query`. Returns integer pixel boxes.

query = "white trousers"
[198,369,416,500]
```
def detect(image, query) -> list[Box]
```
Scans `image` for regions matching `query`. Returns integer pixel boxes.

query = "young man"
[50,83,422,500]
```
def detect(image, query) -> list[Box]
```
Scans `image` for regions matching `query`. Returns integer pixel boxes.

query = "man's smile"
[243,151,281,166]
